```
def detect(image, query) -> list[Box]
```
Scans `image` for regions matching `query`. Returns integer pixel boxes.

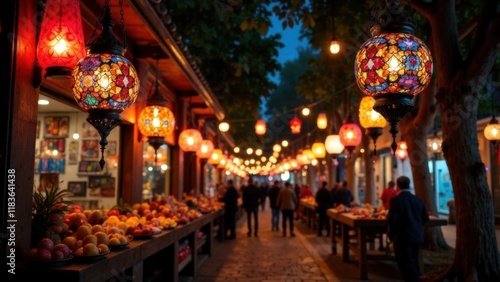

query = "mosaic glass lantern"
[72,4,139,169]
[37,0,85,79]
[354,0,433,153]
[138,78,175,164]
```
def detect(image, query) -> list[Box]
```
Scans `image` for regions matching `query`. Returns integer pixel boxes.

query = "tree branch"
[465,0,500,81]
[408,0,435,21]
[459,15,479,41]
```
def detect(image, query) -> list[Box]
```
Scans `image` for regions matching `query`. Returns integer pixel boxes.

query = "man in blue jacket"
[387,176,429,282]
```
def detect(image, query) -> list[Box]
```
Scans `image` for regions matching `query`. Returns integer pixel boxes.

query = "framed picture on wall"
[44,116,69,138]
[77,160,102,175]
[88,176,115,197]
[107,141,117,156]
[68,181,87,197]
[81,139,99,159]
[68,141,79,165]
[81,122,99,138]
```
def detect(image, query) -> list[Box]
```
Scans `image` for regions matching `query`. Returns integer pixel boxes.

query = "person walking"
[387,176,429,282]
[259,182,269,211]
[242,178,261,237]
[276,181,298,237]
[221,179,239,239]
[380,180,397,210]
[315,181,333,237]
[268,180,281,231]
[332,180,353,208]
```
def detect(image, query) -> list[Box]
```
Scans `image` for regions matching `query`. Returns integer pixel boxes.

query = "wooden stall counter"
[19,209,224,282]
[327,209,447,280]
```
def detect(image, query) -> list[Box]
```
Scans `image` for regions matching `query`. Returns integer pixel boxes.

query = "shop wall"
[34,111,120,209]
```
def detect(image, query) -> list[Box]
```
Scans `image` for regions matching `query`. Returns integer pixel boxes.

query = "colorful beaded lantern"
[354,0,433,154]
[72,4,139,169]
[138,106,175,136]
[355,33,432,97]
[73,53,139,111]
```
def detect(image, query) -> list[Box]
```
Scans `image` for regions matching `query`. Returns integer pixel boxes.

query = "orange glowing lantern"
[317,113,328,129]
[178,129,203,152]
[395,140,408,160]
[312,142,326,159]
[196,140,214,159]
[255,119,266,135]
[37,0,86,79]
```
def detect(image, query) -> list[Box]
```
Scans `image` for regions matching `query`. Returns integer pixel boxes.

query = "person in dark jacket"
[333,180,353,208]
[242,178,261,237]
[387,176,429,282]
[221,179,239,239]
[315,181,333,236]
[268,180,281,231]
[259,182,269,211]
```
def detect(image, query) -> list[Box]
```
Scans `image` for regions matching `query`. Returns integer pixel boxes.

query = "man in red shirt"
[380,180,397,210]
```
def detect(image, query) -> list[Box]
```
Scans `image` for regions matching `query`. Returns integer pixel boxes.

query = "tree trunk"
[435,85,500,281]
[403,122,449,250]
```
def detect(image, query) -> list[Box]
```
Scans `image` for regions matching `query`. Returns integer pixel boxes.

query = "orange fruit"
[82,243,99,256]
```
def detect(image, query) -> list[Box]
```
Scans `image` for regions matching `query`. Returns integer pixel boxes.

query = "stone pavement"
[196,207,404,282]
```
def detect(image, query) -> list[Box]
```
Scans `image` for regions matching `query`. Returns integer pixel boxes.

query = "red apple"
[53,243,71,258]
[108,209,121,217]
[142,228,153,236]
[51,250,65,260]
[37,238,54,251]
[132,229,143,237]
[28,248,38,260]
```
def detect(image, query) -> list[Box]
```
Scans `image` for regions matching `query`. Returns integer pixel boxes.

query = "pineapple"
[31,186,73,247]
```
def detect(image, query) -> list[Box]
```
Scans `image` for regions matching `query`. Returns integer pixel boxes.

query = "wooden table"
[299,199,317,229]
[327,209,447,280]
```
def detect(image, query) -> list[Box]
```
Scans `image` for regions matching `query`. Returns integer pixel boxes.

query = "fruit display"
[28,238,73,262]
[31,186,73,247]
[178,240,191,264]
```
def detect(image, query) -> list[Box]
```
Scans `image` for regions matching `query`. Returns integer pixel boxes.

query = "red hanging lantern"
[37,0,86,79]
[339,120,362,156]
[290,117,302,134]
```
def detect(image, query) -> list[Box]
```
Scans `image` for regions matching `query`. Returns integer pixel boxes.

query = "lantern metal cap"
[87,6,126,55]
[147,82,168,107]
[370,0,416,36]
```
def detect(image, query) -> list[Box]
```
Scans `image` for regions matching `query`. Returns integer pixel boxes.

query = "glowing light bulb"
[302,108,310,116]
[187,137,194,146]
[98,74,110,89]
[72,132,80,140]
[330,40,340,54]
[388,55,400,72]
[52,38,69,54]
[347,132,354,139]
